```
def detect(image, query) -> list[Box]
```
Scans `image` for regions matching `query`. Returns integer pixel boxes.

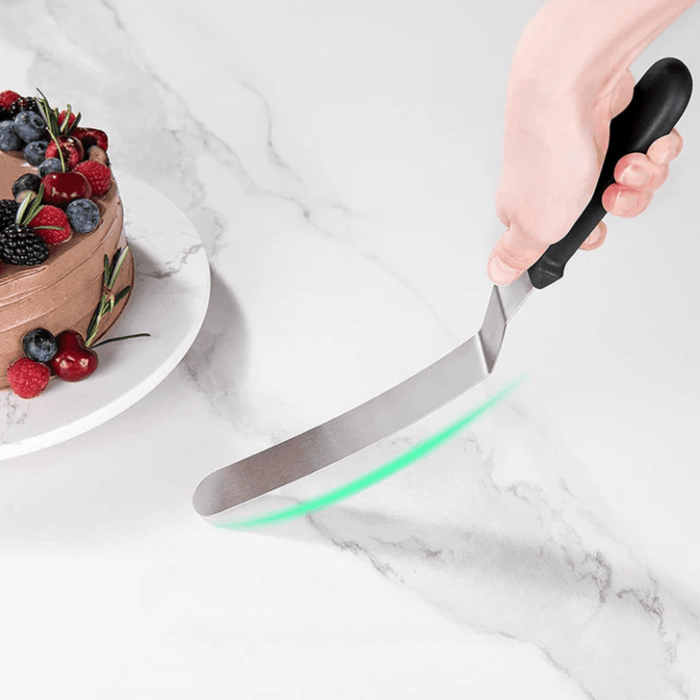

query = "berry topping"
[13,110,47,143]
[7,357,50,398]
[71,126,108,152]
[0,90,21,110]
[0,121,22,151]
[38,157,63,178]
[0,199,19,229]
[28,204,72,245]
[10,96,39,116]
[58,108,79,134]
[49,330,98,382]
[0,223,49,265]
[12,173,42,200]
[72,160,111,196]
[41,171,92,206]
[23,139,49,166]
[66,198,100,233]
[45,136,83,169]
[22,328,59,363]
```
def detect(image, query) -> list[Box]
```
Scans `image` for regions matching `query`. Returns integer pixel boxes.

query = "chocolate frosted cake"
[0,90,135,398]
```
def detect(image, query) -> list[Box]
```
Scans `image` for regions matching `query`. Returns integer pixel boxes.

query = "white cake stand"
[0,171,211,460]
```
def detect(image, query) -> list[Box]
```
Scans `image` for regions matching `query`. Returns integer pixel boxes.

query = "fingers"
[488,219,607,285]
[487,222,549,285]
[615,152,668,191]
[647,128,683,165]
[489,128,683,286]
[580,221,607,251]
[603,132,680,217]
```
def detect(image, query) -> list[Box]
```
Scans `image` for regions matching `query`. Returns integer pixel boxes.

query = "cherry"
[41,171,92,207]
[45,136,84,169]
[49,330,99,382]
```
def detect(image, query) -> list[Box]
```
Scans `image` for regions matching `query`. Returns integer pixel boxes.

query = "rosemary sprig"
[91,333,151,349]
[85,245,145,347]
[35,89,67,172]
[58,104,81,135]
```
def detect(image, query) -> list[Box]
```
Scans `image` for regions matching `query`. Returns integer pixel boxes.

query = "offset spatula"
[194,57,692,524]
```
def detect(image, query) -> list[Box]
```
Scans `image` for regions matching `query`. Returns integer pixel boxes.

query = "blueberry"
[22,328,58,363]
[66,198,100,233]
[12,173,41,199]
[38,157,63,178]
[23,139,48,166]
[13,110,47,143]
[0,121,23,151]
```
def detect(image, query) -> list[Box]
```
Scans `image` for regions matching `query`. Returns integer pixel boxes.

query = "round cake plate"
[0,171,211,461]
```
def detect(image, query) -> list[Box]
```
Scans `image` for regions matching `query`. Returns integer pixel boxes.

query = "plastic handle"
[527,57,693,290]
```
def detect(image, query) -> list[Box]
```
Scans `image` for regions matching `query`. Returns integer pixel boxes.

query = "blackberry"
[0,224,49,266]
[8,96,38,117]
[0,199,19,229]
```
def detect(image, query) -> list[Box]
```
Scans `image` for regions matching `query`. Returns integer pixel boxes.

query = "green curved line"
[216,375,527,530]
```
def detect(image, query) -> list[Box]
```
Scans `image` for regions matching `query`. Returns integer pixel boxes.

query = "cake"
[0,90,135,398]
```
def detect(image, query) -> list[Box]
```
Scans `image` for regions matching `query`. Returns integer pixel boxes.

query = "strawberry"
[70,126,108,152]
[28,205,72,245]
[0,90,21,110]
[45,136,83,169]
[7,357,50,398]
[72,161,111,196]
[58,109,79,133]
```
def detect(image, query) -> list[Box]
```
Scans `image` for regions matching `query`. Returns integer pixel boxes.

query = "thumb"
[487,222,548,285]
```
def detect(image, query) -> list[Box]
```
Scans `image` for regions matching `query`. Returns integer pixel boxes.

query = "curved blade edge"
[193,275,533,520]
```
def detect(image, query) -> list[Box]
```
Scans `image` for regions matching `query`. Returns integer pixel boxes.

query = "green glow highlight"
[216,375,527,530]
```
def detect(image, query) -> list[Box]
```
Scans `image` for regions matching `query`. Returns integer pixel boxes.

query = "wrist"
[511,0,697,106]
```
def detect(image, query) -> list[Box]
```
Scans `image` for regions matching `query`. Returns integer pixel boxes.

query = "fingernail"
[620,164,651,187]
[488,255,520,285]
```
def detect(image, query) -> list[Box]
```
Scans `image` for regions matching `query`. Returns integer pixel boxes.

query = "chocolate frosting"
[0,152,133,390]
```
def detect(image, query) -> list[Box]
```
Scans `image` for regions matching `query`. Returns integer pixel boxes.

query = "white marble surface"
[1,1,700,698]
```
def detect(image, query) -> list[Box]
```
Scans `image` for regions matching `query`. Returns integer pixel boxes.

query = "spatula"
[193,57,692,524]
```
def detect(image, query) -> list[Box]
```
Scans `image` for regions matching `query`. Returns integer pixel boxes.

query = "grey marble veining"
[0,0,699,697]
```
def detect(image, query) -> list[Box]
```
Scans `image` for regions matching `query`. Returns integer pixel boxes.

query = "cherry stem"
[90,333,151,349]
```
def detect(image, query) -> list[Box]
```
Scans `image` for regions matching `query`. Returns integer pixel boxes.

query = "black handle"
[527,57,693,289]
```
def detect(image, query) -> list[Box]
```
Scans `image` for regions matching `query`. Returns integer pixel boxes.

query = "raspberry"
[72,161,111,196]
[70,126,108,152]
[0,90,21,110]
[58,109,79,133]
[7,357,50,398]
[28,205,72,245]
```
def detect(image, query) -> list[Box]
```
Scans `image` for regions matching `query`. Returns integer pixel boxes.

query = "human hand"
[489,59,684,286]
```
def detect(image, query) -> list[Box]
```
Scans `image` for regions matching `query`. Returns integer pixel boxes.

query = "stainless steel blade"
[193,274,534,521]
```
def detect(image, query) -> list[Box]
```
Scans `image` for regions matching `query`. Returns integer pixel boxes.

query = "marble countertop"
[2,1,700,698]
